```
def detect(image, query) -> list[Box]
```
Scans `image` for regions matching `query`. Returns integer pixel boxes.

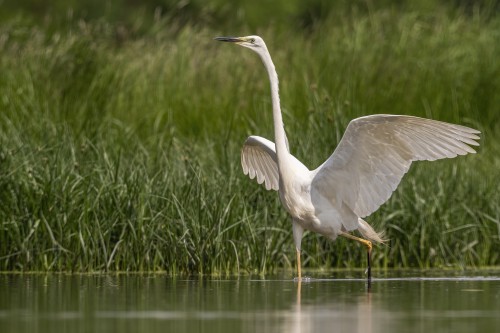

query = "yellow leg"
[296,248,302,281]
[340,232,372,251]
[340,232,373,280]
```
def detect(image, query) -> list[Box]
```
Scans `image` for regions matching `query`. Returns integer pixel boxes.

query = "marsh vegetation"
[0,0,499,273]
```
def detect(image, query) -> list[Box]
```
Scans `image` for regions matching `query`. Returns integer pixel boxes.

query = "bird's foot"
[293,276,312,283]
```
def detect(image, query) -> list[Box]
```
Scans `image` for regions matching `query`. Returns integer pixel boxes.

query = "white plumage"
[215,35,480,280]
[311,115,480,219]
[241,136,279,191]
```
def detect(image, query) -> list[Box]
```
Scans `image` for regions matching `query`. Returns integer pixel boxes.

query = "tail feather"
[357,218,386,243]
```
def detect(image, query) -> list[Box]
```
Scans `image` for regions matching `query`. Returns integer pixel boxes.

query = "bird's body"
[215,35,480,280]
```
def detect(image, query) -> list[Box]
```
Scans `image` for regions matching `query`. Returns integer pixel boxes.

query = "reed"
[0,2,499,273]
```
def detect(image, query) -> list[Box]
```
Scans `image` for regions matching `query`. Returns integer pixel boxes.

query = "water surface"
[1,270,499,333]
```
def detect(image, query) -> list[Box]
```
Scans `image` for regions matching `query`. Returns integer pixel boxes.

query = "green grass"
[0,2,499,274]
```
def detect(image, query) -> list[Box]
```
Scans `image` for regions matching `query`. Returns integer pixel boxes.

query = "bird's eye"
[250,38,255,43]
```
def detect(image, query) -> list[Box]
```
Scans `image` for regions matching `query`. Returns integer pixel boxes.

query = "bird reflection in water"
[283,279,373,333]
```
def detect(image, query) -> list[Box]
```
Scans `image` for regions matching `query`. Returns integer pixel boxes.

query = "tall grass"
[0,3,499,273]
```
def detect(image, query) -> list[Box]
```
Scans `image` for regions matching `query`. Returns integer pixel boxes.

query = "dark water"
[1,270,500,333]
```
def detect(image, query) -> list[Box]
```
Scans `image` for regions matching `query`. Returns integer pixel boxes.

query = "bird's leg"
[340,233,373,280]
[367,247,372,282]
[296,248,302,281]
[292,222,304,282]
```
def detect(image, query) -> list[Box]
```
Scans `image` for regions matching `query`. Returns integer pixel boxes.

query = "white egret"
[214,35,480,280]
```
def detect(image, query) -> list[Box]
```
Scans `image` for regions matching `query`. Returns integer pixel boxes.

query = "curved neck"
[259,49,289,163]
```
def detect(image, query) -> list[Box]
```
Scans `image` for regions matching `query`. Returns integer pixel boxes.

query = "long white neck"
[258,49,290,169]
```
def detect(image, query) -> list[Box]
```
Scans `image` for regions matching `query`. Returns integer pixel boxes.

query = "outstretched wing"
[311,114,480,217]
[241,136,280,191]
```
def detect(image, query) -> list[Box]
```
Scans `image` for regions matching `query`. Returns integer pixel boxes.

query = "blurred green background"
[0,0,499,273]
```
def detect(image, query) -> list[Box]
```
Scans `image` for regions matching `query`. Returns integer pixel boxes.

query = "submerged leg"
[340,232,373,280]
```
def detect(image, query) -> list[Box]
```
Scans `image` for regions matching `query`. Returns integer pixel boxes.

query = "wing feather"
[311,115,480,217]
[241,136,280,191]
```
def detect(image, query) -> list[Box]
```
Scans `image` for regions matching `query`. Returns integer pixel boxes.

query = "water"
[1,270,500,333]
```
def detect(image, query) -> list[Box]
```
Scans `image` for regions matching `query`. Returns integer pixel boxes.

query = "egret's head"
[214,35,267,56]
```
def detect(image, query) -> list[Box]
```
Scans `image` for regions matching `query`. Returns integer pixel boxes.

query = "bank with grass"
[0,1,499,273]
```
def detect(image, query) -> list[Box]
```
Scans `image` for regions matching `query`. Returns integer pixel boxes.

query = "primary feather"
[241,136,279,191]
[311,114,480,218]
